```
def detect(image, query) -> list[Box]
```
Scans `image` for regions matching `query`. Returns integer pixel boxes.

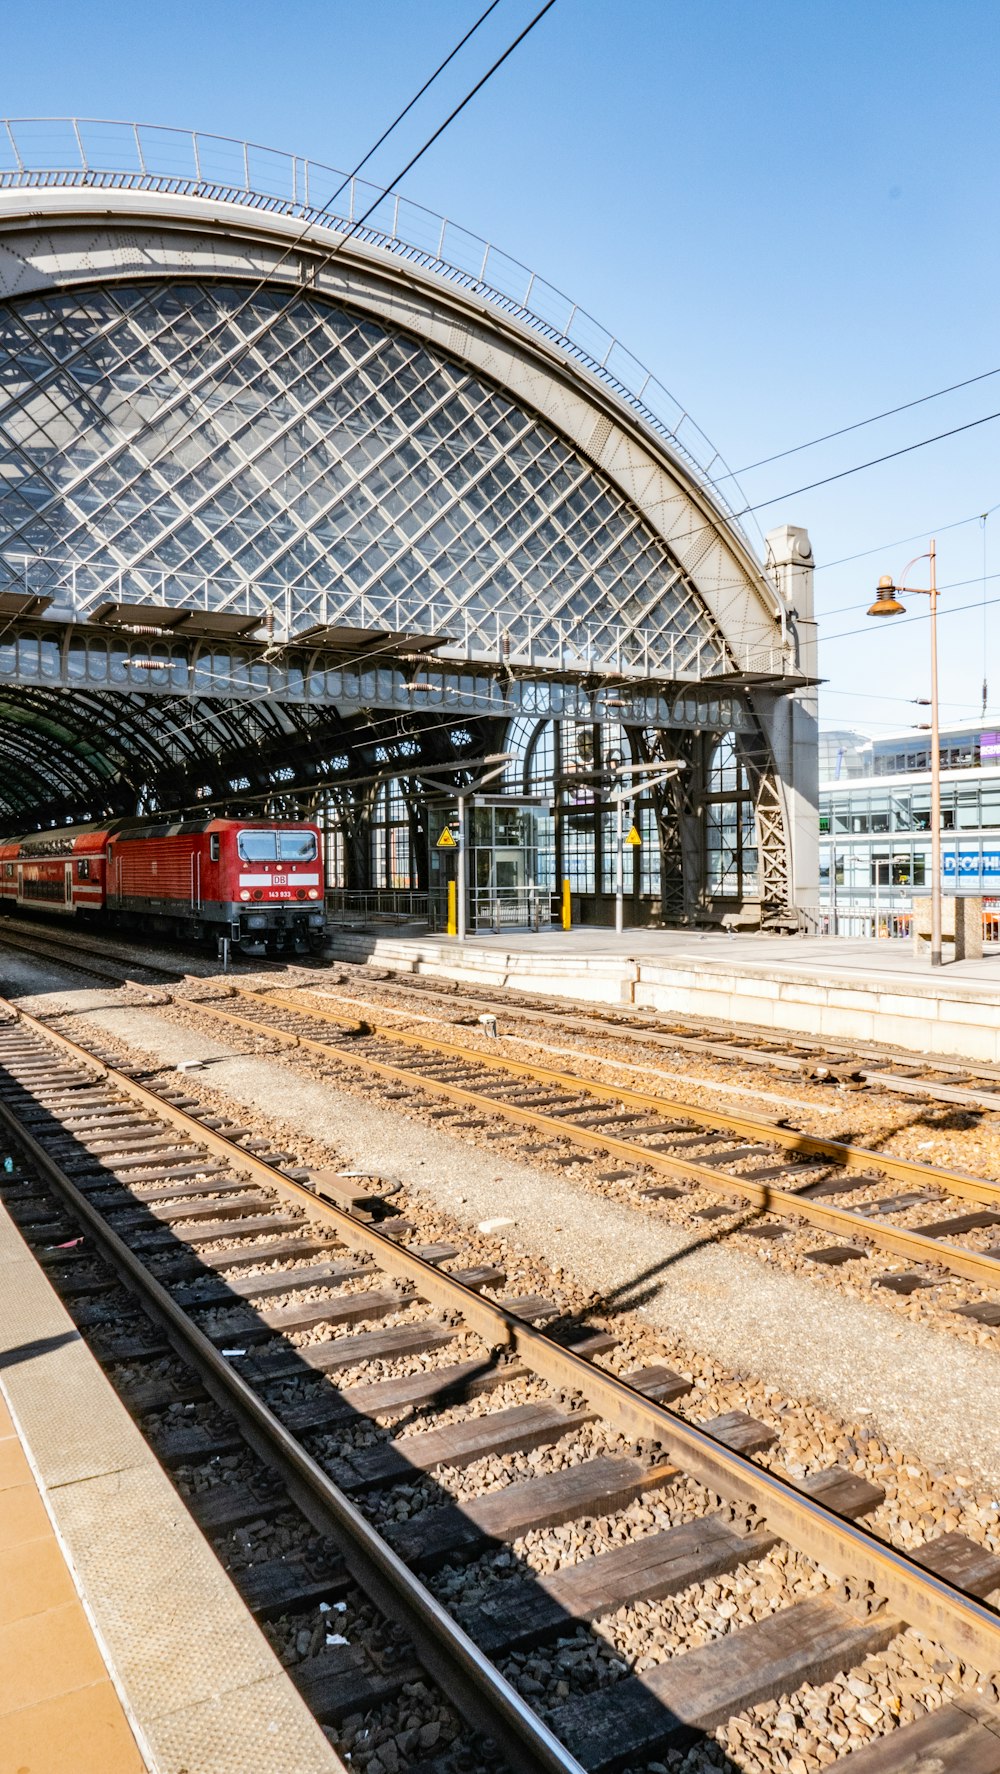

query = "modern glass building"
[819,722,1000,929]
[0,119,818,930]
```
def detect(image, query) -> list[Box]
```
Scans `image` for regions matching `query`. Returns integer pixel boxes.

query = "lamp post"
[603,760,689,934]
[867,539,941,964]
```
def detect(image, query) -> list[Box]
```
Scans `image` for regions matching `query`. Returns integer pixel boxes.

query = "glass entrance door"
[470,804,545,930]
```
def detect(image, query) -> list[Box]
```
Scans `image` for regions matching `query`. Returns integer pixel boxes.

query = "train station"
[0,120,819,937]
[1,30,1000,1774]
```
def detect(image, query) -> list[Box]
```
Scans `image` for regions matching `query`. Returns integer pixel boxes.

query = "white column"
[763,523,819,911]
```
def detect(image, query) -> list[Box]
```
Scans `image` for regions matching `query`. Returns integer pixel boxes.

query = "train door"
[15,864,22,906]
[64,862,72,908]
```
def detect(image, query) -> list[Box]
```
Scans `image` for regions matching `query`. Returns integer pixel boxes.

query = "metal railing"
[325,890,430,928]
[0,117,760,553]
[818,906,1000,943]
[0,553,793,684]
[469,886,550,932]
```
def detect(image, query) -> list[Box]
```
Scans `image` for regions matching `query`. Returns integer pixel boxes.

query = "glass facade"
[0,280,726,673]
[496,715,696,911]
[704,734,758,899]
[370,779,414,889]
[819,725,1000,916]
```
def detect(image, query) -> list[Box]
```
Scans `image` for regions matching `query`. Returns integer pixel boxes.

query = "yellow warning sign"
[625,824,642,847]
[436,827,457,849]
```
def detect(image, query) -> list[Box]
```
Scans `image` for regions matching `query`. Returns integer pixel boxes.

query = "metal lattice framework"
[0,279,732,676]
[0,117,759,547]
[0,121,804,912]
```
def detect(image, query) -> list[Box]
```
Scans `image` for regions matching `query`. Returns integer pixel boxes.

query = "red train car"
[0,815,326,953]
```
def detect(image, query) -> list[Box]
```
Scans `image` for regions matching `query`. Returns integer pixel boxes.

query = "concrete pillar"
[762,524,819,911]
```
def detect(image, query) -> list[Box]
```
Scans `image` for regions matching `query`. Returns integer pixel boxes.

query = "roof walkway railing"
[0,117,760,554]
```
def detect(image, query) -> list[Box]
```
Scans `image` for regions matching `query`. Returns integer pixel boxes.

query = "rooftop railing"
[0,117,761,554]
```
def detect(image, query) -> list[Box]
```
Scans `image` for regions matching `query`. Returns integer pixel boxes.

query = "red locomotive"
[0,815,326,954]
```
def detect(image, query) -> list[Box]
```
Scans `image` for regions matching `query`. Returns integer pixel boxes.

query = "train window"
[77,859,90,879]
[3,863,12,879]
[209,835,220,862]
[237,829,318,863]
[238,830,279,862]
[278,831,317,862]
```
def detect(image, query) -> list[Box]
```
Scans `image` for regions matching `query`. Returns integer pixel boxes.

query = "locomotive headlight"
[239,889,251,901]
[307,888,320,900]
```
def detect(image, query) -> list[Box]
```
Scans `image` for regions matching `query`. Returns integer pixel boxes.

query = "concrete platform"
[325,927,1000,1064]
[0,1190,346,1774]
[0,1388,147,1774]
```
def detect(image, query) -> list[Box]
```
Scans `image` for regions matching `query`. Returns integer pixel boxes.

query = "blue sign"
[943,850,1000,879]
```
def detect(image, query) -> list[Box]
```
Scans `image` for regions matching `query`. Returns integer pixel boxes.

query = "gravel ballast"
[12,978,1000,1487]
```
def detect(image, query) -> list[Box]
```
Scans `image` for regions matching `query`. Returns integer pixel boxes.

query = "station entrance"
[430,798,550,933]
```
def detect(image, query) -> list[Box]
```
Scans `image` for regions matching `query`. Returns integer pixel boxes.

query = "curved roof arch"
[0,120,791,672]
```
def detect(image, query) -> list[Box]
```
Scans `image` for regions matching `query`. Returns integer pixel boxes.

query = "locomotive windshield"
[237,829,317,863]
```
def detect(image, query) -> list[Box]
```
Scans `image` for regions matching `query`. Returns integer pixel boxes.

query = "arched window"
[371,779,413,888]
[705,734,757,898]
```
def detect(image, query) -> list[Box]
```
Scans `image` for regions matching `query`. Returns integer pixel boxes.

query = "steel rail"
[0,925,177,985]
[3,1001,1000,1674]
[247,987,1000,1200]
[0,1024,584,1774]
[178,989,1000,1289]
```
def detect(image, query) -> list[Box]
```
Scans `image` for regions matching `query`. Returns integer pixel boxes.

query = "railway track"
[0,919,323,986]
[4,914,1000,1118]
[0,921,184,984]
[1,1000,1000,1773]
[168,983,1000,1320]
[344,962,1000,1115]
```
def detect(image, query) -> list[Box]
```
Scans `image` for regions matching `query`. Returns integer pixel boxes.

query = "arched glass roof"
[0,280,729,675]
[0,117,757,544]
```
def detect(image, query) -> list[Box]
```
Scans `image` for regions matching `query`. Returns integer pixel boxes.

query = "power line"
[340,0,506,189]
[736,407,1000,517]
[818,554,1000,621]
[814,502,1000,572]
[35,0,560,610]
[0,2,516,661]
[725,364,1000,480]
[822,582,1000,646]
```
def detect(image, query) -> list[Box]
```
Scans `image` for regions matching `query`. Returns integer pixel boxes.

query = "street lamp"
[866,539,942,964]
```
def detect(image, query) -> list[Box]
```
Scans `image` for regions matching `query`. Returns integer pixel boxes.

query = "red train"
[0,815,326,954]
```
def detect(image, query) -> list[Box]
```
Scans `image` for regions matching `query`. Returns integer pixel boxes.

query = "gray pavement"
[377,925,1000,996]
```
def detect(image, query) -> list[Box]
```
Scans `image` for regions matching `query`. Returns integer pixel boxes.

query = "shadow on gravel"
[0,1044,755,1774]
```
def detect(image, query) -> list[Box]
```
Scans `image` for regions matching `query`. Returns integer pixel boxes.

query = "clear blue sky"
[6,0,1000,735]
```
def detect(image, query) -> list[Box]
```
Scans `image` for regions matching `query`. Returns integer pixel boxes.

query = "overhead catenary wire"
[982,512,990,716]
[814,502,1000,573]
[822,581,1000,646]
[0,0,560,677]
[0,0,529,662]
[724,363,1000,480]
[735,406,1000,518]
[59,0,561,523]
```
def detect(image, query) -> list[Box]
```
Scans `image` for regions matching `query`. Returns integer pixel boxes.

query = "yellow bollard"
[561,877,571,930]
[447,879,457,937]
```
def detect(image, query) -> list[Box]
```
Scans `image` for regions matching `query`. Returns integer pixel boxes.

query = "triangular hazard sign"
[625,824,642,847]
[436,827,457,848]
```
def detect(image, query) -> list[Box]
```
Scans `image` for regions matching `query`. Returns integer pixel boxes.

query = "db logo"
[273,874,288,886]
